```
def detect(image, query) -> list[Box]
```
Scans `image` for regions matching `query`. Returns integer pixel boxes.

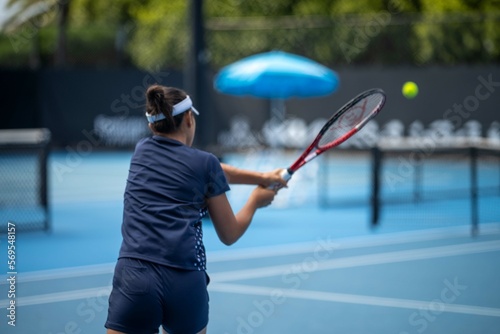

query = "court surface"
[0,150,499,334]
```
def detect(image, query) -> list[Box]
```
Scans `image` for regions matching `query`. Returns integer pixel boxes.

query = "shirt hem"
[118,253,202,271]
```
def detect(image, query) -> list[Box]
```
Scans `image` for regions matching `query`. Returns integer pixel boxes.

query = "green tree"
[413,0,500,64]
[1,0,140,68]
[69,0,138,66]
[4,0,70,67]
[1,0,499,69]
[125,0,189,70]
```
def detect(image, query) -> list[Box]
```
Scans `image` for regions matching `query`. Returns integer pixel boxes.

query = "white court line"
[2,262,117,283]
[208,223,500,262]
[6,223,499,283]
[0,286,111,308]
[209,283,500,318]
[1,239,499,309]
[210,240,500,282]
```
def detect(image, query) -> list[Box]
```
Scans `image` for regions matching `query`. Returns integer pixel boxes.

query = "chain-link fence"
[0,9,499,69]
[205,12,500,70]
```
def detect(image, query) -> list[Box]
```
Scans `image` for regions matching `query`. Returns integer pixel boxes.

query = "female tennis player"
[105,85,285,334]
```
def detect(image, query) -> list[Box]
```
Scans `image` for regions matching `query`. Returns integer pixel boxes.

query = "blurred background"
[1,0,499,149]
[1,0,499,231]
[0,1,499,333]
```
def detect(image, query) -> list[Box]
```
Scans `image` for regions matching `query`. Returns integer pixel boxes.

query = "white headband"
[145,95,199,123]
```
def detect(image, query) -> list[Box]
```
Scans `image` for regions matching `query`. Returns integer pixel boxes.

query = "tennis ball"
[402,81,418,99]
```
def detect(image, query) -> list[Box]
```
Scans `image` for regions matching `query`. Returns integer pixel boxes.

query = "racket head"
[287,88,385,173]
[316,88,386,150]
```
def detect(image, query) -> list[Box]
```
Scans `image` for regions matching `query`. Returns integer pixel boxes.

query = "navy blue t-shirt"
[118,135,230,271]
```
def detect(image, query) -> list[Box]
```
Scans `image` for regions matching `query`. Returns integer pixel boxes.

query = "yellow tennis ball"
[402,81,418,99]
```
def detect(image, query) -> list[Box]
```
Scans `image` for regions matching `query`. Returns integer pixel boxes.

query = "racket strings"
[318,93,384,148]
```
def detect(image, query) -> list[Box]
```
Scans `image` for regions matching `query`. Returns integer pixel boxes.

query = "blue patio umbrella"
[214,51,339,99]
[214,51,339,121]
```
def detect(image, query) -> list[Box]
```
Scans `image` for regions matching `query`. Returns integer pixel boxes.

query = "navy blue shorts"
[105,258,210,334]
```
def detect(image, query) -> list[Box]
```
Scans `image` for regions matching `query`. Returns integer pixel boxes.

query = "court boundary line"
[208,222,500,262]
[0,286,110,308]
[3,223,499,284]
[209,283,500,317]
[210,239,500,282]
[1,238,500,309]
[4,283,499,318]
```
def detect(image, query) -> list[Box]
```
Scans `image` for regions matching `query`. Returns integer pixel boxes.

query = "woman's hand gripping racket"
[270,88,386,190]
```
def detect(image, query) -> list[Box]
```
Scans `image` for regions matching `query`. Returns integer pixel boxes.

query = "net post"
[318,152,328,208]
[371,146,382,227]
[470,146,478,237]
[40,133,50,232]
[413,162,422,203]
[498,151,500,196]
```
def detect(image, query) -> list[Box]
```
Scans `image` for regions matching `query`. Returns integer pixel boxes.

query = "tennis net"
[0,128,51,232]
[319,138,500,234]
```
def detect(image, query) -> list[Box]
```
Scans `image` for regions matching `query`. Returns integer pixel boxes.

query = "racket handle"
[280,168,293,182]
[268,168,293,191]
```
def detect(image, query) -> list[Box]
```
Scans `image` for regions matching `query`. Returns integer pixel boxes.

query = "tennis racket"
[270,88,386,189]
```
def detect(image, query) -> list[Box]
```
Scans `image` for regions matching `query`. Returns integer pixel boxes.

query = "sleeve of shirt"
[134,136,149,150]
[204,154,230,198]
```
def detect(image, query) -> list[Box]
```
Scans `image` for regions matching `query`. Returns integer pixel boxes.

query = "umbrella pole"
[270,99,286,123]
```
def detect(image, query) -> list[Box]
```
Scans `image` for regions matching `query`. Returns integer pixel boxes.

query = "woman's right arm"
[221,163,288,188]
[207,186,275,246]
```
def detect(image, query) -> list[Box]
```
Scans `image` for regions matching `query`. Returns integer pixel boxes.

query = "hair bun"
[146,85,164,104]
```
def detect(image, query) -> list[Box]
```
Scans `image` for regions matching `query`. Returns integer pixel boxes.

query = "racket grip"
[268,169,293,191]
[280,168,293,182]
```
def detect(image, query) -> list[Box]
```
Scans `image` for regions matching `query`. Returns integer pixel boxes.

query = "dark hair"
[145,85,187,133]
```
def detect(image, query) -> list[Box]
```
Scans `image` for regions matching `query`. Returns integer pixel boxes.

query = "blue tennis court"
[0,150,499,333]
